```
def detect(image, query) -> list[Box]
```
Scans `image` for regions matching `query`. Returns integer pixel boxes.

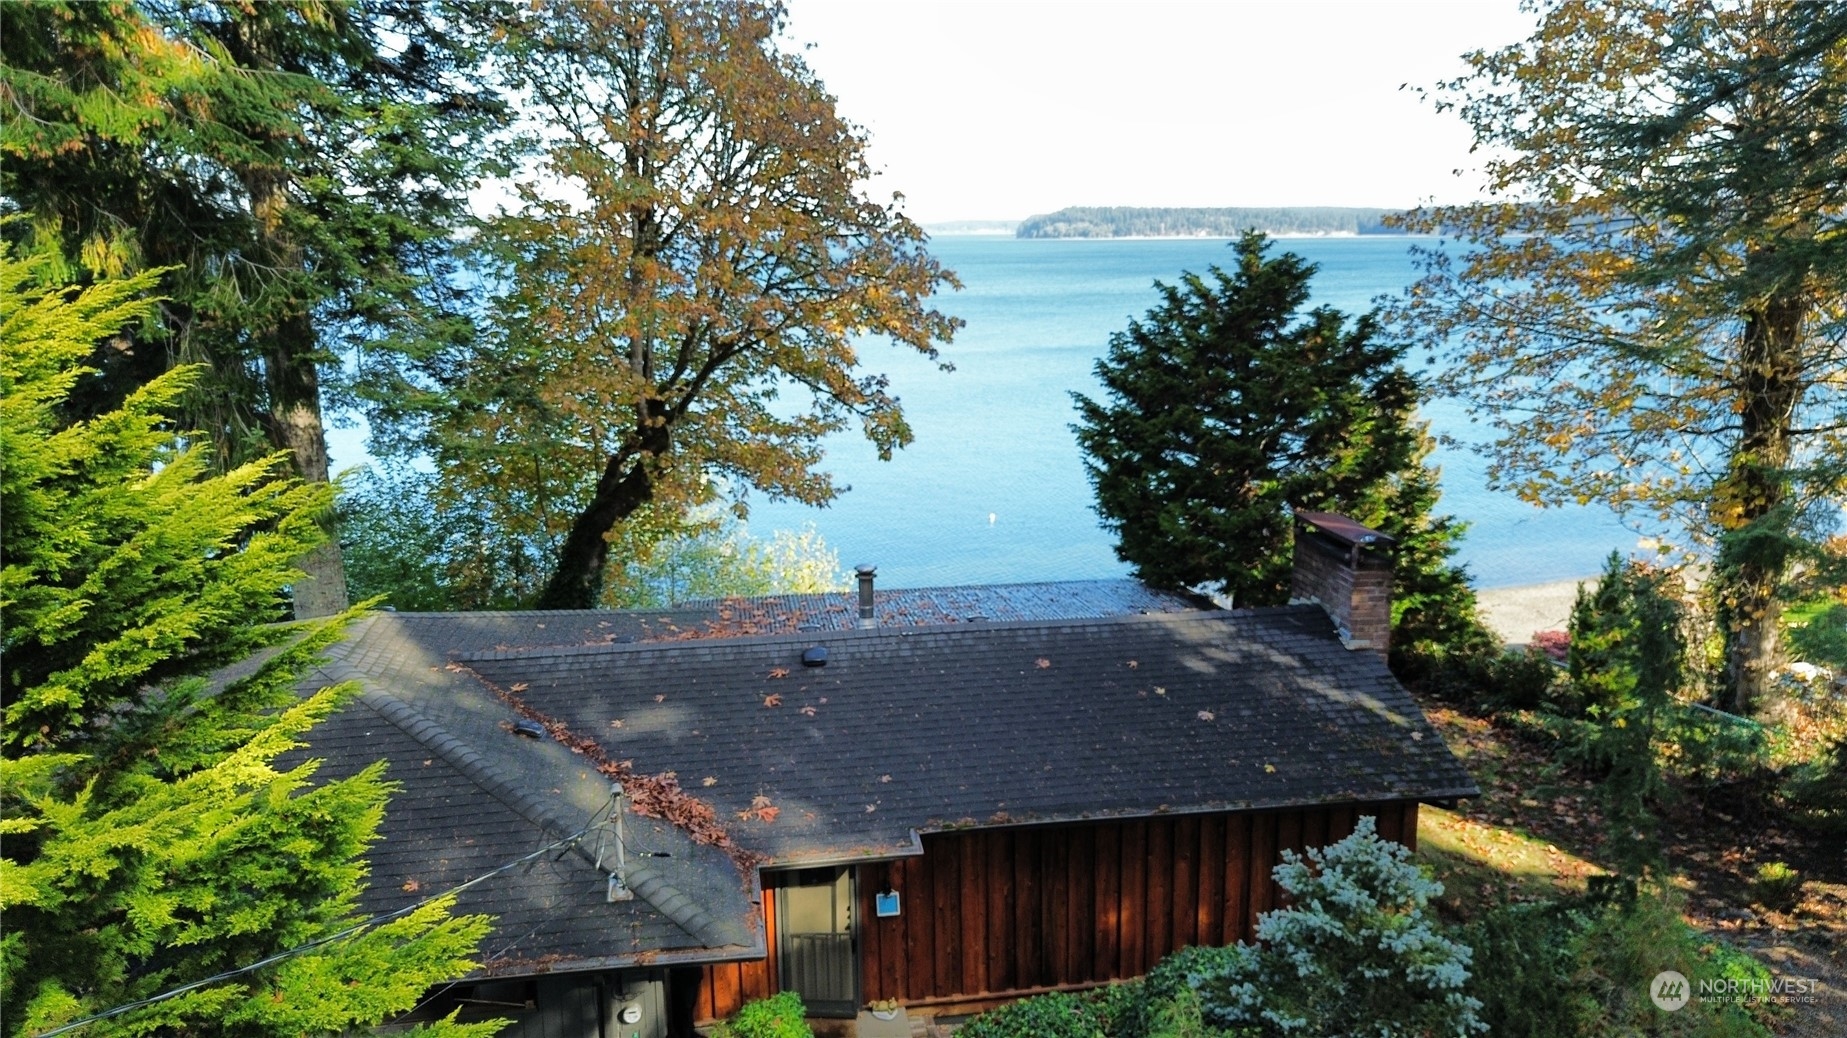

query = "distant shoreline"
[924,230,1445,241]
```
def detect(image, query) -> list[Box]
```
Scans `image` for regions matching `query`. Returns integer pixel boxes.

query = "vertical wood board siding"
[697,801,1420,1019]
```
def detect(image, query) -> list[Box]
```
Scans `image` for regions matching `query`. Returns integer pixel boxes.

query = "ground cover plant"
[707,992,812,1038]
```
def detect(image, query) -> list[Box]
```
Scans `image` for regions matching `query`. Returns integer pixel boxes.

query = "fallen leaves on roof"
[740,794,780,823]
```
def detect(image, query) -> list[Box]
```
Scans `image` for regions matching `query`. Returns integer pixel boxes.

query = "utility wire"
[31,826,595,1038]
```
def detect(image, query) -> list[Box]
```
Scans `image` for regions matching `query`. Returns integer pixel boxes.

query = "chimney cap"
[854,563,877,577]
[1294,510,1397,550]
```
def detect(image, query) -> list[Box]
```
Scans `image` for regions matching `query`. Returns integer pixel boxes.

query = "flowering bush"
[1529,629,1570,664]
[1193,817,1484,1037]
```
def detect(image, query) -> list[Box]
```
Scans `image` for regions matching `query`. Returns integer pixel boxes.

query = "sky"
[778,0,1538,224]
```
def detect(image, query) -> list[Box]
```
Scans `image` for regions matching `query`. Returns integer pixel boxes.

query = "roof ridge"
[624,865,731,947]
[344,679,736,950]
[352,683,592,844]
[451,607,1285,663]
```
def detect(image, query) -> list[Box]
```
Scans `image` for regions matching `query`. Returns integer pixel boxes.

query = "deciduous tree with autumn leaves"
[1394,0,1847,715]
[362,0,960,609]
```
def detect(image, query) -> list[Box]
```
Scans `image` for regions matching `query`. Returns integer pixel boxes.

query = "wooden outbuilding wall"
[694,801,1419,1021]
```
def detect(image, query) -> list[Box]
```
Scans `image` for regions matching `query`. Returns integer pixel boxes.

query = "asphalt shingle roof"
[299,583,1475,975]
[294,693,756,976]
[458,606,1475,863]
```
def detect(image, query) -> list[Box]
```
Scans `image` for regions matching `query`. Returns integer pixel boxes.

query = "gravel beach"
[1475,578,1589,646]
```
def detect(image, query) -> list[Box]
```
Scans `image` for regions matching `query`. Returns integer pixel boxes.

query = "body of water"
[744,234,1641,591]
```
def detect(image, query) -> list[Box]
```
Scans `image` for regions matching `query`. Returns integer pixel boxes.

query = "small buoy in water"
[988,512,997,525]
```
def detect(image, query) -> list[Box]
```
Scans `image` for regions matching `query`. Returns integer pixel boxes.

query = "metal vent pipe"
[855,564,877,628]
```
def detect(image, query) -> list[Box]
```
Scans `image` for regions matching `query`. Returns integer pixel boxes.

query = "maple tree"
[363,0,959,609]
[1393,0,1847,714]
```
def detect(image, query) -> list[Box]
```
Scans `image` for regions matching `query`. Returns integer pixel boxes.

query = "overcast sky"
[779,0,1538,223]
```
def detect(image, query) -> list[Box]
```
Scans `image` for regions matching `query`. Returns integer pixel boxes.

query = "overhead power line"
[31,826,595,1038]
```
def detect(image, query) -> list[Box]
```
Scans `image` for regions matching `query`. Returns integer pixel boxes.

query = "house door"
[775,867,858,1017]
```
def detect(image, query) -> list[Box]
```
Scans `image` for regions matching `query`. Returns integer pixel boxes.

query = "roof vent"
[513,718,546,738]
[855,564,877,629]
[801,645,829,668]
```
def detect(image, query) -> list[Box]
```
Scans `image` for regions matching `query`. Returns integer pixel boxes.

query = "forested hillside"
[1016,206,1402,238]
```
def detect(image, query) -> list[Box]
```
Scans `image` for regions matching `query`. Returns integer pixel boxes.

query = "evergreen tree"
[1,0,503,618]
[1072,231,1483,652]
[0,249,493,1038]
[1192,817,1485,1038]
[1567,554,1688,877]
[1394,0,1847,715]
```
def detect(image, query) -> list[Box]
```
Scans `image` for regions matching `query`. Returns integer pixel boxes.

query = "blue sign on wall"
[875,890,901,918]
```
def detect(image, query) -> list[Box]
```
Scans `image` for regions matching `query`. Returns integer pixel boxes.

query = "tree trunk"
[268,311,349,619]
[245,164,349,619]
[535,421,672,610]
[1716,278,1804,716]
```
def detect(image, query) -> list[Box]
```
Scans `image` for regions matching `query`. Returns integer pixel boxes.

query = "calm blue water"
[743,235,1640,591]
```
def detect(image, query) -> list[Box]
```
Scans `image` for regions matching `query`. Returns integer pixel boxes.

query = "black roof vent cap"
[513,718,546,738]
[801,645,829,668]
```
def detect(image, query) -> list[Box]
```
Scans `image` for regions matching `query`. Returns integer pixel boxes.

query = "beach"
[1476,577,1589,646]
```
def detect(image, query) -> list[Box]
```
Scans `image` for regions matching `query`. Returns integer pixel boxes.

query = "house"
[296,515,1476,1037]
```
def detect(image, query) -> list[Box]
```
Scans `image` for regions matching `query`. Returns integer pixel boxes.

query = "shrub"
[1750,862,1802,912]
[708,992,811,1038]
[1463,900,1594,1038]
[956,990,1106,1038]
[1569,893,1774,1037]
[1091,979,1151,1038]
[1530,629,1571,663]
[1457,891,1777,1038]
[1192,817,1484,1038]
[1109,947,1256,1038]
[1142,985,1249,1038]
[1660,706,1773,791]
[1485,646,1564,711]
[1781,732,1847,831]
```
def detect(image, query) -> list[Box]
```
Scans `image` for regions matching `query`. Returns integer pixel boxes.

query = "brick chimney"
[1289,510,1395,657]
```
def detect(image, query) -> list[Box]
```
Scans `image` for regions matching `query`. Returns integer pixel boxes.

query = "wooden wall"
[692,882,777,1024]
[695,801,1419,1020]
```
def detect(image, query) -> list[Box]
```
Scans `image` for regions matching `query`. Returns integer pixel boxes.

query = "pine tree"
[1072,231,1483,652]
[0,248,494,1038]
